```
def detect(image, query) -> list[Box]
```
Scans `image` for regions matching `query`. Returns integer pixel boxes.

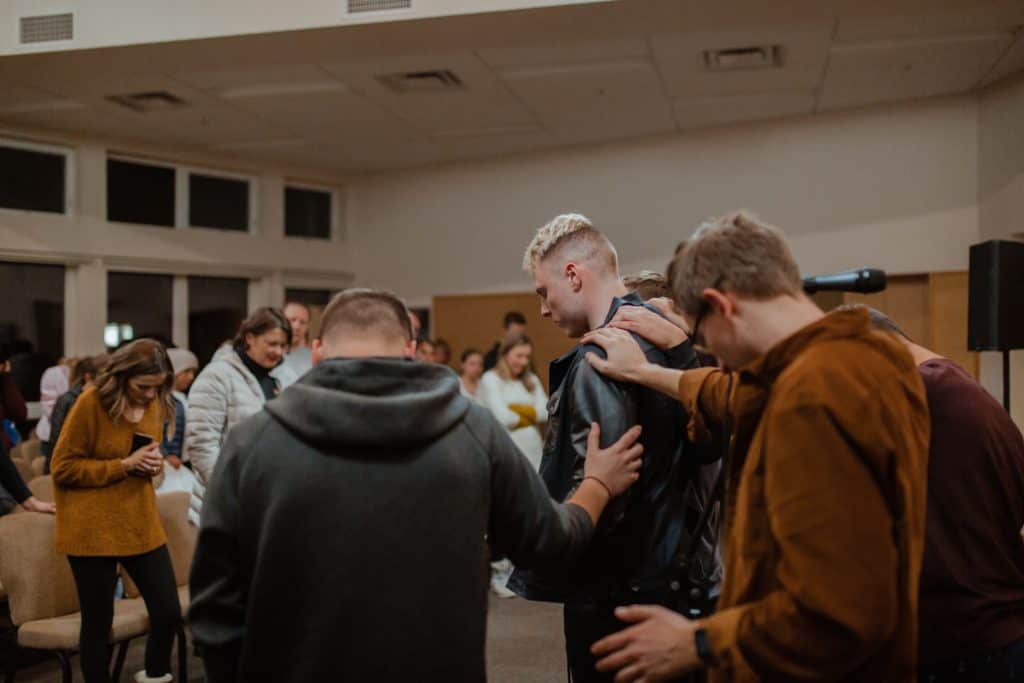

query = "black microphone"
[802,268,887,294]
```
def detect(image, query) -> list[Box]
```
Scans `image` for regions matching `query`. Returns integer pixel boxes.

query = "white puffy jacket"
[186,349,294,524]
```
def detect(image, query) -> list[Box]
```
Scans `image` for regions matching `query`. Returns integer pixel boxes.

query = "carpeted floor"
[6,595,567,682]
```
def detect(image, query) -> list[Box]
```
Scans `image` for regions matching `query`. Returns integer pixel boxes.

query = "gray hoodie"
[189,357,595,683]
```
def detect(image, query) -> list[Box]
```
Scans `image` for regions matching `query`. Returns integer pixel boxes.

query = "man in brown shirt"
[579,211,931,682]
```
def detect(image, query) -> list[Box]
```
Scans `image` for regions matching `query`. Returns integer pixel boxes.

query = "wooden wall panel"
[432,292,574,390]
[843,274,930,344]
[929,271,979,378]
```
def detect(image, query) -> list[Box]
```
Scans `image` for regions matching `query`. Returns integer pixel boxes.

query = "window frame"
[0,136,75,217]
[283,180,339,242]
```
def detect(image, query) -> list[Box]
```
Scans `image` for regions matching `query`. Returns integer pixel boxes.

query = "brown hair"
[495,332,536,392]
[623,271,668,301]
[233,307,292,350]
[669,211,802,315]
[319,288,413,343]
[94,339,175,432]
[70,354,109,386]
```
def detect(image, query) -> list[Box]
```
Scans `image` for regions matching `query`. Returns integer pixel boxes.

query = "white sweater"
[477,370,548,471]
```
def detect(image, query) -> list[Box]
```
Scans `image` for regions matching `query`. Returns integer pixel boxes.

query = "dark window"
[189,173,249,232]
[0,144,65,214]
[285,187,331,239]
[189,276,248,366]
[106,273,173,349]
[284,288,333,307]
[0,262,65,403]
[107,159,175,227]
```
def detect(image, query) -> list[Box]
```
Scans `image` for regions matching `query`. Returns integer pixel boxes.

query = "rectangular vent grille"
[348,0,411,13]
[19,13,73,44]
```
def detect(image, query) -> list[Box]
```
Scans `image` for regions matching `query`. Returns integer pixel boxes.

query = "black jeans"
[564,602,628,683]
[68,545,181,683]
[921,637,1024,682]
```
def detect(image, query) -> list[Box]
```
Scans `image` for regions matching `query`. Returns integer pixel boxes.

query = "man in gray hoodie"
[189,288,644,683]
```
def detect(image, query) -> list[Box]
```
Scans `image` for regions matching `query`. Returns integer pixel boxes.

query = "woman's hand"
[582,423,644,497]
[166,455,183,470]
[508,403,538,429]
[121,442,163,477]
[21,496,56,514]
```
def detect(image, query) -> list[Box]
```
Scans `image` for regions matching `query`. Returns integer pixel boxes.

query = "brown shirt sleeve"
[677,367,732,444]
[701,401,900,679]
[50,393,127,488]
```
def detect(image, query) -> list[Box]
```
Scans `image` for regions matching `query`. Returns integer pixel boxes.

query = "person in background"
[433,338,452,366]
[415,338,436,363]
[409,310,422,341]
[188,288,644,683]
[50,339,181,683]
[36,359,71,453]
[458,349,484,401]
[855,306,1024,683]
[484,311,527,371]
[0,345,27,451]
[478,332,550,598]
[187,308,291,525]
[45,354,108,473]
[0,436,55,515]
[163,348,198,469]
[281,301,314,379]
[622,271,669,301]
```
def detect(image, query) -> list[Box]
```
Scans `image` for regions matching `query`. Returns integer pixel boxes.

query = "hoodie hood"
[265,357,471,452]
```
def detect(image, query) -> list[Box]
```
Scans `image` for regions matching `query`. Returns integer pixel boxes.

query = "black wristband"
[694,627,712,663]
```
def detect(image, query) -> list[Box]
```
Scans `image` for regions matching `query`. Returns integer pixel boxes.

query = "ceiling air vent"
[377,70,464,94]
[19,13,73,44]
[704,45,782,72]
[106,91,188,113]
[348,0,411,12]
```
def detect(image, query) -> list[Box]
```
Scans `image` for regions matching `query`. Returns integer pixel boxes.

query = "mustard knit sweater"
[50,387,167,557]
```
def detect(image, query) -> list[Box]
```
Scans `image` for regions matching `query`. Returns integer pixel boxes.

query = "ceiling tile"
[835,0,1024,43]
[819,33,1014,111]
[649,21,833,98]
[173,64,334,91]
[477,36,650,69]
[673,90,816,129]
[981,31,1024,86]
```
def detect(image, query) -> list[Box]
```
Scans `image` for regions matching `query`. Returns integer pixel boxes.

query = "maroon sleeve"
[0,373,27,424]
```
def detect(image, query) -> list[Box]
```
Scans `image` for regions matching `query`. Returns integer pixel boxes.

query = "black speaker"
[968,240,1024,351]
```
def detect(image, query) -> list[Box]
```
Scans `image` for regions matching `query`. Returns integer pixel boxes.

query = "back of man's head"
[503,311,527,330]
[838,304,912,341]
[316,289,414,359]
[522,213,619,276]
[669,211,802,315]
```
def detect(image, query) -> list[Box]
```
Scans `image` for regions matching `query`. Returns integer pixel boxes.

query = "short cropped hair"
[319,288,413,343]
[669,211,802,315]
[522,213,618,274]
[623,271,668,301]
[503,311,527,329]
[837,304,911,341]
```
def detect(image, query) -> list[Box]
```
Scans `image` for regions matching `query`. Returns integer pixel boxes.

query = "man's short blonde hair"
[522,213,618,274]
[669,211,802,315]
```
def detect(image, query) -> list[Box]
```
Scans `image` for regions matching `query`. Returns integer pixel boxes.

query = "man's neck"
[585,277,630,332]
[747,294,825,357]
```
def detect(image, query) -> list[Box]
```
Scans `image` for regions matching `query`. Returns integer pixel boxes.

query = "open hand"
[608,306,688,351]
[582,423,643,497]
[21,496,56,514]
[582,328,651,383]
[593,605,701,682]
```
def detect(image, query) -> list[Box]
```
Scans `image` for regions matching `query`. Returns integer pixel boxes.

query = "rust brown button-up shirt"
[681,308,930,682]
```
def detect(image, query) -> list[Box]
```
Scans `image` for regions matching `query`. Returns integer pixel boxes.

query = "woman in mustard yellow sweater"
[51,339,181,683]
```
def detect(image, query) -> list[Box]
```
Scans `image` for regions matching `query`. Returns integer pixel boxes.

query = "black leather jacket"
[509,293,720,605]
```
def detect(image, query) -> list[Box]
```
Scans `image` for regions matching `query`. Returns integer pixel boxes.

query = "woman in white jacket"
[477,333,548,470]
[186,307,292,524]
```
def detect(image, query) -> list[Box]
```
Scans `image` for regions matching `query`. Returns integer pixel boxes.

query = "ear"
[403,339,417,359]
[703,288,736,319]
[311,338,325,366]
[565,263,583,292]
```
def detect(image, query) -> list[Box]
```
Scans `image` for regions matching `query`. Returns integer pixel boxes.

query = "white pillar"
[172,276,189,348]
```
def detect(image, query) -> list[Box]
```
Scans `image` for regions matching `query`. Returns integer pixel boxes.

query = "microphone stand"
[1004,350,1011,414]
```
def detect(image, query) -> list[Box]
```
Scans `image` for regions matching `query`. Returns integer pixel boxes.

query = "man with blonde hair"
[510,214,714,682]
[582,211,930,682]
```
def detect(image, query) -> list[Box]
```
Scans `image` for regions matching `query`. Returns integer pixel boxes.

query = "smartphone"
[131,432,154,454]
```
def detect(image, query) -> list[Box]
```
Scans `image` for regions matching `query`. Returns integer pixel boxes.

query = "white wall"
[349,95,980,306]
[977,73,1024,425]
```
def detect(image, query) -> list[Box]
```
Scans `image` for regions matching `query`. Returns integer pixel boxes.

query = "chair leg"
[176,625,188,682]
[54,651,72,683]
[3,644,19,683]
[111,639,130,682]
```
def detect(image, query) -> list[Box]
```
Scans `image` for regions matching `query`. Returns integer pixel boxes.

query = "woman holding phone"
[51,339,181,683]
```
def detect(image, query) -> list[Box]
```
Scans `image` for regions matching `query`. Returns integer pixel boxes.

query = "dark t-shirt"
[917,358,1024,664]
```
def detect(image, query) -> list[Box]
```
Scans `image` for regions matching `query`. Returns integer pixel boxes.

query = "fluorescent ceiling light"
[220,80,347,99]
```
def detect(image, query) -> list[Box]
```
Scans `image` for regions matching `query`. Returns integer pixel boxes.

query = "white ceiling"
[0,0,1021,175]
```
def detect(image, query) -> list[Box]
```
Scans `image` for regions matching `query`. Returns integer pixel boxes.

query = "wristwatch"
[694,627,712,663]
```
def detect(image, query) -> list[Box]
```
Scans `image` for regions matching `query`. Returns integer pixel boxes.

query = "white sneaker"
[134,671,173,683]
[491,577,517,599]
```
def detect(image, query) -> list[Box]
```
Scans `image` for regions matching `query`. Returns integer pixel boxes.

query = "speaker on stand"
[968,240,1024,413]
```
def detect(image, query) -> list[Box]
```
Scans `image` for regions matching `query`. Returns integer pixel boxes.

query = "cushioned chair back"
[123,491,196,597]
[0,512,79,626]
[27,475,54,503]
